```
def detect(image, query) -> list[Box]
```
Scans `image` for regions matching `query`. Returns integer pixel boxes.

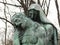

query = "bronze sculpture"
[11,4,58,45]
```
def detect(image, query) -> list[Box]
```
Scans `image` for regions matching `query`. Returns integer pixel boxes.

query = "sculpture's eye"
[14,19,17,22]
[14,18,20,22]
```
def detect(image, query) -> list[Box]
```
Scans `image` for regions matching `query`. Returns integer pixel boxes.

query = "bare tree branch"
[3,0,7,45]
[17,0,28,15]
[41,0,44,7]
[29,0,35,5]
[0,17,15,26]
[37,0,41,6]
[0,1,21,7]
[55,0,60,26]
[46,0,50,15]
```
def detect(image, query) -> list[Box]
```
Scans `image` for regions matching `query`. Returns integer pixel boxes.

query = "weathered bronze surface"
[11,4,58,45]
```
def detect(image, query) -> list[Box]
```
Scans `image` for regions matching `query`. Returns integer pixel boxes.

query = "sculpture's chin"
[16,23,22,27]
[15,22,21,25]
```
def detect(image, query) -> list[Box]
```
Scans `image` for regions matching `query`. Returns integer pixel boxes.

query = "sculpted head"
[28,4,41,23]
[28,4,51,23]
[11,13,26,26]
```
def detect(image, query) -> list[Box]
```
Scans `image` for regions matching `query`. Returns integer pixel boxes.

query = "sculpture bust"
[11,4,58,45]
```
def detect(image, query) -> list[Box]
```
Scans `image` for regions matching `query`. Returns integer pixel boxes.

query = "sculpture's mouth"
[15,22,22,26]
[15,23,22,28]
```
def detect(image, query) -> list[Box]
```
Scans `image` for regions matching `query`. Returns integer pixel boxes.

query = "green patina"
[11,4,58,45]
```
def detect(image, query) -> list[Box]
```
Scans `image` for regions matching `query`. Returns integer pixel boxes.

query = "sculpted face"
[11,13,26,26]
[28,9,39,21]
[28,9,40,23]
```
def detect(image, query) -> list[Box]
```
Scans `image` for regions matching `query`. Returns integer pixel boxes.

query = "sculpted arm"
[11,13,57,45]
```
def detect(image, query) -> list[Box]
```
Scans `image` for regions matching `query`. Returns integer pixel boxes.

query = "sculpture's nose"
[28,10,34,19]
[29,13,33,18]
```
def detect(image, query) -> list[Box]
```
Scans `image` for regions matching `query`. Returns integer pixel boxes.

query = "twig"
[46,0,50,15]
[0,1,21,7]
[55,0,60,26]
[0,17,15,26]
